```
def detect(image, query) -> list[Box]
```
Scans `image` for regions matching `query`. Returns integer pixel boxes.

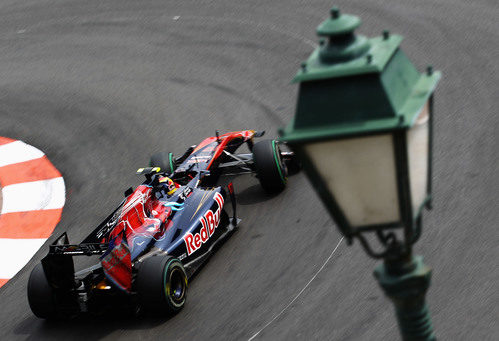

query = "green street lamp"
[280,7,440,341]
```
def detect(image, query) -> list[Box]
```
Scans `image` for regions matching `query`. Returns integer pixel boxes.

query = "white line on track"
[248,237,344,341]
[0,140,45,167]
[1,178,65,213]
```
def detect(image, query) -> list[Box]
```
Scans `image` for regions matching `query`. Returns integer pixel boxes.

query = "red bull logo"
[184,192,224,256]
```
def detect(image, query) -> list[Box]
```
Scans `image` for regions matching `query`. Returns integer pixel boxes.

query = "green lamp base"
[374,255,436,341]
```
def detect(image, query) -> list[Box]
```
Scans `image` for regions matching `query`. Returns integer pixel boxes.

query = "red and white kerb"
[0,137,65,288]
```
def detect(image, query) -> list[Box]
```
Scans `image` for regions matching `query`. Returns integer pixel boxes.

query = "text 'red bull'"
[184,192,224,256]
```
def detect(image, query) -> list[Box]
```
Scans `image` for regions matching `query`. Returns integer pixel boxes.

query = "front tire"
[252,139,288,193]
[27,263,57,319]
[136,256,188,315]
[149,152,176,175]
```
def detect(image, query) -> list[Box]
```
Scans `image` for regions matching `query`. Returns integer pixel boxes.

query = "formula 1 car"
[27,130,295,318]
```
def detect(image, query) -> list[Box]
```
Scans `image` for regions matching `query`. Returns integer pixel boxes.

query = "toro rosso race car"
[27,130,296,318]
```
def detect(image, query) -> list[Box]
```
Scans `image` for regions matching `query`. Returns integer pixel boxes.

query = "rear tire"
[149,152,176,174]
[253,139,288,193]
[136,256,188,315]
[27,263,57,319]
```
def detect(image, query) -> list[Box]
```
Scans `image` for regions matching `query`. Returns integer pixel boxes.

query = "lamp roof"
[281,7,440,143]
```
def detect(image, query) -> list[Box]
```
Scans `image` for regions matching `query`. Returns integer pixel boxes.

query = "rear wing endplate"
[42,233,108,289]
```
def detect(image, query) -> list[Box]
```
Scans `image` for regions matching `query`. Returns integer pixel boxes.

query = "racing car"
[27,130,295,318]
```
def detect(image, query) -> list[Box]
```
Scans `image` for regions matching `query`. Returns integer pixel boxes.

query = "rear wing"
[41,232,109,290]
[49,241,109,256]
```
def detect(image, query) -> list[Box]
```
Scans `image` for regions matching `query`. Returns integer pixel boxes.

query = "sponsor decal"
[187,155,211,164]
[100,241,132,292]
[179,186,193,201]
[96,219,117,240]
[51,243,108,255]
[183,192,224,256]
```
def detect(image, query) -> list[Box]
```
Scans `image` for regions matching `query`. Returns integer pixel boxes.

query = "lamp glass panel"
[305,134,400,227]
[407,101,430,216]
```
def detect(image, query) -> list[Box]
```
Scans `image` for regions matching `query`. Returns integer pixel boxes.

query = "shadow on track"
[236,167,300,206]
[13,311,174,340]
[236,184,281,206]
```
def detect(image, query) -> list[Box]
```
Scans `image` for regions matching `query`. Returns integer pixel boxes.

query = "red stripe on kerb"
[0,209,63,239]
[0,278,8,288]
[0,157,62,187]
[0,137,15,145]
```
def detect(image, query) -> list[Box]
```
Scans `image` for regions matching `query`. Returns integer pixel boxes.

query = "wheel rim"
[272,140,287,183]
[167,267,186,303]
[168,153,175,173]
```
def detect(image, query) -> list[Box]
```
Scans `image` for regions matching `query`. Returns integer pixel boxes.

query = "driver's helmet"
[159,176,179,195]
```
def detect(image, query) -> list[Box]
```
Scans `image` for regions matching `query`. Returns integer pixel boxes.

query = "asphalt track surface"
[0,0,497,340]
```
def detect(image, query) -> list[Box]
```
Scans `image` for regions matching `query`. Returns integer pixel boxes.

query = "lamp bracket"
[356,234,388,259]
[355,230,411,261]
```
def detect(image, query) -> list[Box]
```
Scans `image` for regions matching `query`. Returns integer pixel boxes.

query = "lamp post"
[280,7,440,341]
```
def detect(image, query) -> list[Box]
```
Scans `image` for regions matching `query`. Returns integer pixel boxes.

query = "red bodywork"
[102,185,174,292]
[193,130,255,169]
[100,130,254,292]
[107,185,173,246]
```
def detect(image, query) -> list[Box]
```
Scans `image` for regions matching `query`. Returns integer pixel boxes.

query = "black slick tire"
[149,152,176,174]
[27,263,57,319]
[136,256,188,315]
[252,139,288,193]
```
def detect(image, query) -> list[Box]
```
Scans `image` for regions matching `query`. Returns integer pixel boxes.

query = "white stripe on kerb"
[0,140,45,167]
[1,177,65,213]
[0,238,46,278]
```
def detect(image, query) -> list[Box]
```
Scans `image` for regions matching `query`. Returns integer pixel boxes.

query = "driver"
[158,176,180,196]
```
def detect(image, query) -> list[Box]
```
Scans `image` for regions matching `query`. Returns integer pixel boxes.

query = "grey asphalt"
[0,0,497,340]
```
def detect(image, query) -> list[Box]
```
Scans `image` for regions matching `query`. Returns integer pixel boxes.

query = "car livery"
[27,130,297,318]
[184,192,224,256]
